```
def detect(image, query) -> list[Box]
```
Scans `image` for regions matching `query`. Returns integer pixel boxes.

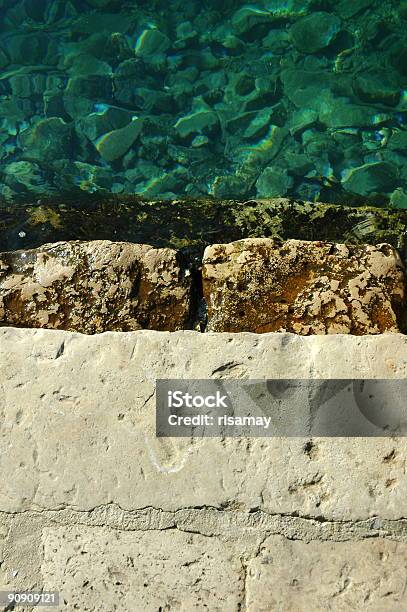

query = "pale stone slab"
[41,526,243,611]
[0,328,407,519]
[1,327,407,612]
[0,241,192,333]
[246,535,407,611]
[202,238,406,334]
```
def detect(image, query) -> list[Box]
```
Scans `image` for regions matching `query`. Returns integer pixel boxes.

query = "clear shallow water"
[0,0,406,206]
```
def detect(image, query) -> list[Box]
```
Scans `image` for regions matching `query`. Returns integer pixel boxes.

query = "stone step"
[0,237,406,334]
[0,240,193,334]
[202,238,406,334]
[1,327,406,516]
[1,328,407,609]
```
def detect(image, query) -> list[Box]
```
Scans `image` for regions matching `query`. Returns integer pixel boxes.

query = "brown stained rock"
[202,238,406,335]
[0,241,192,333]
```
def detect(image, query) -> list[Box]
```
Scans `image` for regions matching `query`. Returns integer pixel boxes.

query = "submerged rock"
[341,162,398,196]
[174,105,219,138]
[202,238,405,334]
[290,12,341,53]
[19,117,72,162]
[231,6,272,35]
[256,166,293,197]
[0,0,406,203]
[388,130,407,152]
[191,135,209,147]
[134,28,170,57]
[210,175,249,199]
[236,125,286,166]
[288,109,318,135]
[87,0,117,6]
[136,167,189,198]
[262,0,311,20]
[94,117,143,162]
[0,241,193,333]
[336,0,374,19]
[354,72,400,106]
[243,108,275,139]
[80,105,136,142]
[318,97,390,128]
[3,161,46,194]
[390,189,407,209]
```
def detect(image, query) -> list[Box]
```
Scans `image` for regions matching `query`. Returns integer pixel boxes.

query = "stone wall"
[1,328,407,611]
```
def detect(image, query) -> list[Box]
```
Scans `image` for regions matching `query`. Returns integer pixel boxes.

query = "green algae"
[1,196,407,265]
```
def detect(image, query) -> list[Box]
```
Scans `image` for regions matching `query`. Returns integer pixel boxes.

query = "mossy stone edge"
[0,196,406,264]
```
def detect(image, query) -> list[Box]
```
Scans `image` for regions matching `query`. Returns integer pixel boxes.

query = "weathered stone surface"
[0,241,192,333]
[41,526,243,611]
[202,238,406,334]
[246,536,407,611]
[1,328,407,609]
[1,327,407,519]
[3,233,406,336]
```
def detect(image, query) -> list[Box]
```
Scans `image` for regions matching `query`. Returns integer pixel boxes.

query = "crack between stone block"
[1,504,407,543]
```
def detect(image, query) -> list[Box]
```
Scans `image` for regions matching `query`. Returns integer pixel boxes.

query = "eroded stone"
[41,526,243,611]
[0,240,192,333]
[202,238,406,334]
[246,536,407,611]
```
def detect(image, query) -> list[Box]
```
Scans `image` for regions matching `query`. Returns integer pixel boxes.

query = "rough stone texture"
[2,328,407,610]
[41,527,243,611]
[2,328,407,518]
[0,240,192,333]
[246,536,407,611]
[202,238,406,334]
[38,529,407,611]
[1,235,406,336]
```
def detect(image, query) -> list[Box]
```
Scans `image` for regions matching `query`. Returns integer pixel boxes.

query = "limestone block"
[0,241,192,333]
[202,238,406,334]
[1,328,407,520]
[246,536,407,611]
[41,526,242,611]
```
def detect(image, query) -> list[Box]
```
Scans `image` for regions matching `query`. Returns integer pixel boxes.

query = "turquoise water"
[0,0,406,205]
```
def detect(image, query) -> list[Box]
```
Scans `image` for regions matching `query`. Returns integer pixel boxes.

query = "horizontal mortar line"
[1,504,407,541]
[2,501,407,521]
